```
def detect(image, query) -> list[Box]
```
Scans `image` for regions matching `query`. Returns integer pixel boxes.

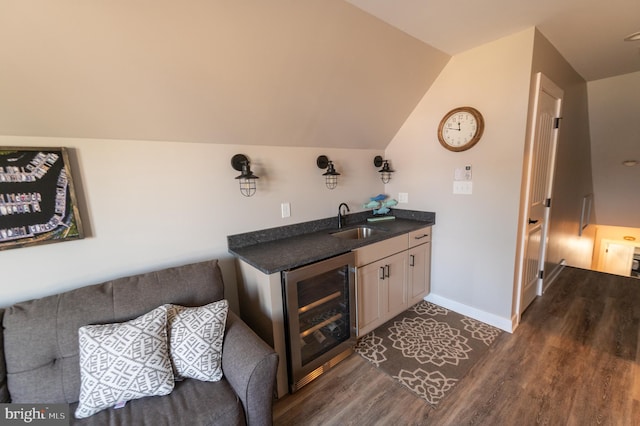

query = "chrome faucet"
[338,203,350,229]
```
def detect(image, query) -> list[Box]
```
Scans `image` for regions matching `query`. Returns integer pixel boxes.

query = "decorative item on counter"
[376,199,398,214]
[363,194,397,222]
[364,200,381,209]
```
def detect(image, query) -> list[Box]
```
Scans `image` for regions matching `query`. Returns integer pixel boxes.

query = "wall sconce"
[374,155,394,183]
[317,155,340,189]
[231,154,259,197]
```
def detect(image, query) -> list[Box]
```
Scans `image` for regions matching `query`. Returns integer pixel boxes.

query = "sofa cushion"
[75,305,175,419]
[3,259,224,404]
[167,300,228,382]
[70,377,245,426]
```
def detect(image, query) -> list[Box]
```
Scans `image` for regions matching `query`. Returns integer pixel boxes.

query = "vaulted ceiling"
[2,0,639,153]
[347,0,640,82]
[0,1,448,149]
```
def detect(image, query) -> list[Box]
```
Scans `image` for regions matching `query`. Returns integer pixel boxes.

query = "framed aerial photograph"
[0,147,84,250]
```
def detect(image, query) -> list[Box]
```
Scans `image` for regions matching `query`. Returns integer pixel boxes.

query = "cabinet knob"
[414,234,429,240]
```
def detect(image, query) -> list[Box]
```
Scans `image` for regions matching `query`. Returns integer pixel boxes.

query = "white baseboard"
[543,259,566,293]
[424,293,516,333]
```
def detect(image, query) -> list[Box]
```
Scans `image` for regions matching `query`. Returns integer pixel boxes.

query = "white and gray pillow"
[75,305,174,419]
[166,299,228,382]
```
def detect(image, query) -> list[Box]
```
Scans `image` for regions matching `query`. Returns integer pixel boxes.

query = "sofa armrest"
[222,311,278,426]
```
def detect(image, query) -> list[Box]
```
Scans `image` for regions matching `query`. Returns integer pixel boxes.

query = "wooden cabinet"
[385,251,409,319]
[355,227,431,336]
[356,250,407,336]
[408,240,431,306]
[356,258,384,334]
[232,223,432,395]
[236,261,290,398]
[408,227,431,306]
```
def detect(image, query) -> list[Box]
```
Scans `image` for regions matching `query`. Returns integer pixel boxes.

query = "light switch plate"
[281,202,291,218]
[453,181,473,195]
[398,192,409,203]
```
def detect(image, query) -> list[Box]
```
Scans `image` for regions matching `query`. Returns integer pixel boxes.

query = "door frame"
[513,72,564,325]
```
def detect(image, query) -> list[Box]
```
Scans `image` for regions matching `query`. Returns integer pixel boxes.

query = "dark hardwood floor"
[273,267,640,425]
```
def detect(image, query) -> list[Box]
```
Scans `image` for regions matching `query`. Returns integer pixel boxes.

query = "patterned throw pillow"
[75,305,174,419]
[166,300,228,382]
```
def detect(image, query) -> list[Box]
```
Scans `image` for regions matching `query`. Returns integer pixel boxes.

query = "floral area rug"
[354,301,502,407]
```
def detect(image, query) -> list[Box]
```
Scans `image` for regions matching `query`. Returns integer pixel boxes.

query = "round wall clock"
[437,106,484,152]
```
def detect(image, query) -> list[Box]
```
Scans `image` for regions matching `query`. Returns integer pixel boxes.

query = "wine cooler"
[283,252,356,392]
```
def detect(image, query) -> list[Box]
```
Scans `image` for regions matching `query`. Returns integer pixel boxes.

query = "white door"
[518,73,563,315]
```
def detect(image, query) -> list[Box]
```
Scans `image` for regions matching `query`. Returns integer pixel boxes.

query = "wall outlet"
[281,202,291,218]
[398,192,409,203]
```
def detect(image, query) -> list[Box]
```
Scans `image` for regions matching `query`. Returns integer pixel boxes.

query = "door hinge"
[545,198,552,208]
[539,270,544,279]
[554,117,562,129]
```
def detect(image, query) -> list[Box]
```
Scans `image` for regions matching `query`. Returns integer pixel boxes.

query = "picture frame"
[579,193,593,236]
[0,147,84,250]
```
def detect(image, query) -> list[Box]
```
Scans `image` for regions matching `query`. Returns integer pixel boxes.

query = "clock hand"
[447,123,461,131]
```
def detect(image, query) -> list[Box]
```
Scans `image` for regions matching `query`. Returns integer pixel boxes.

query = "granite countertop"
[228,209,435,274]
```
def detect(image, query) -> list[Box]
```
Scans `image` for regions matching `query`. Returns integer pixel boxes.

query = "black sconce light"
[374,155,394,183]
[231,154,259,197]
[317,155,340,190]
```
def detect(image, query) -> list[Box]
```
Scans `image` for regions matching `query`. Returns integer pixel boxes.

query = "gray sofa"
[0,259,278,426]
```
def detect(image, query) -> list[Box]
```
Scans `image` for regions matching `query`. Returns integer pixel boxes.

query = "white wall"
[0,135,383,310]
[385,29,535,329]
[588,71,640,228]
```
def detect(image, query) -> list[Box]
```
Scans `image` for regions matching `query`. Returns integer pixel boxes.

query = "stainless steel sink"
[330,226,384,240]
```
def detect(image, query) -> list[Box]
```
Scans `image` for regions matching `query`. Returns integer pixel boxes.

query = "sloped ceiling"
[346,0,640,82]
[0,0,449,149]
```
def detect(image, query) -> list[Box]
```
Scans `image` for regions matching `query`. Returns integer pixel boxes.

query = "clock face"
[438,107,484,152]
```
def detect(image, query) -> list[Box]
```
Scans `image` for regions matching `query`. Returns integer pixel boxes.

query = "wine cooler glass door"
[284,252,355,392]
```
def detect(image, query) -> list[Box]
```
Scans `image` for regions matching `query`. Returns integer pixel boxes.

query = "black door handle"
[528,218,539,224]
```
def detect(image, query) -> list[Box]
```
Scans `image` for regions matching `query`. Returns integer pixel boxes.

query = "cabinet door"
[357,251,408,336]
[356,260,384,336]
[384,251,408,319]
[408,242,431,306]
